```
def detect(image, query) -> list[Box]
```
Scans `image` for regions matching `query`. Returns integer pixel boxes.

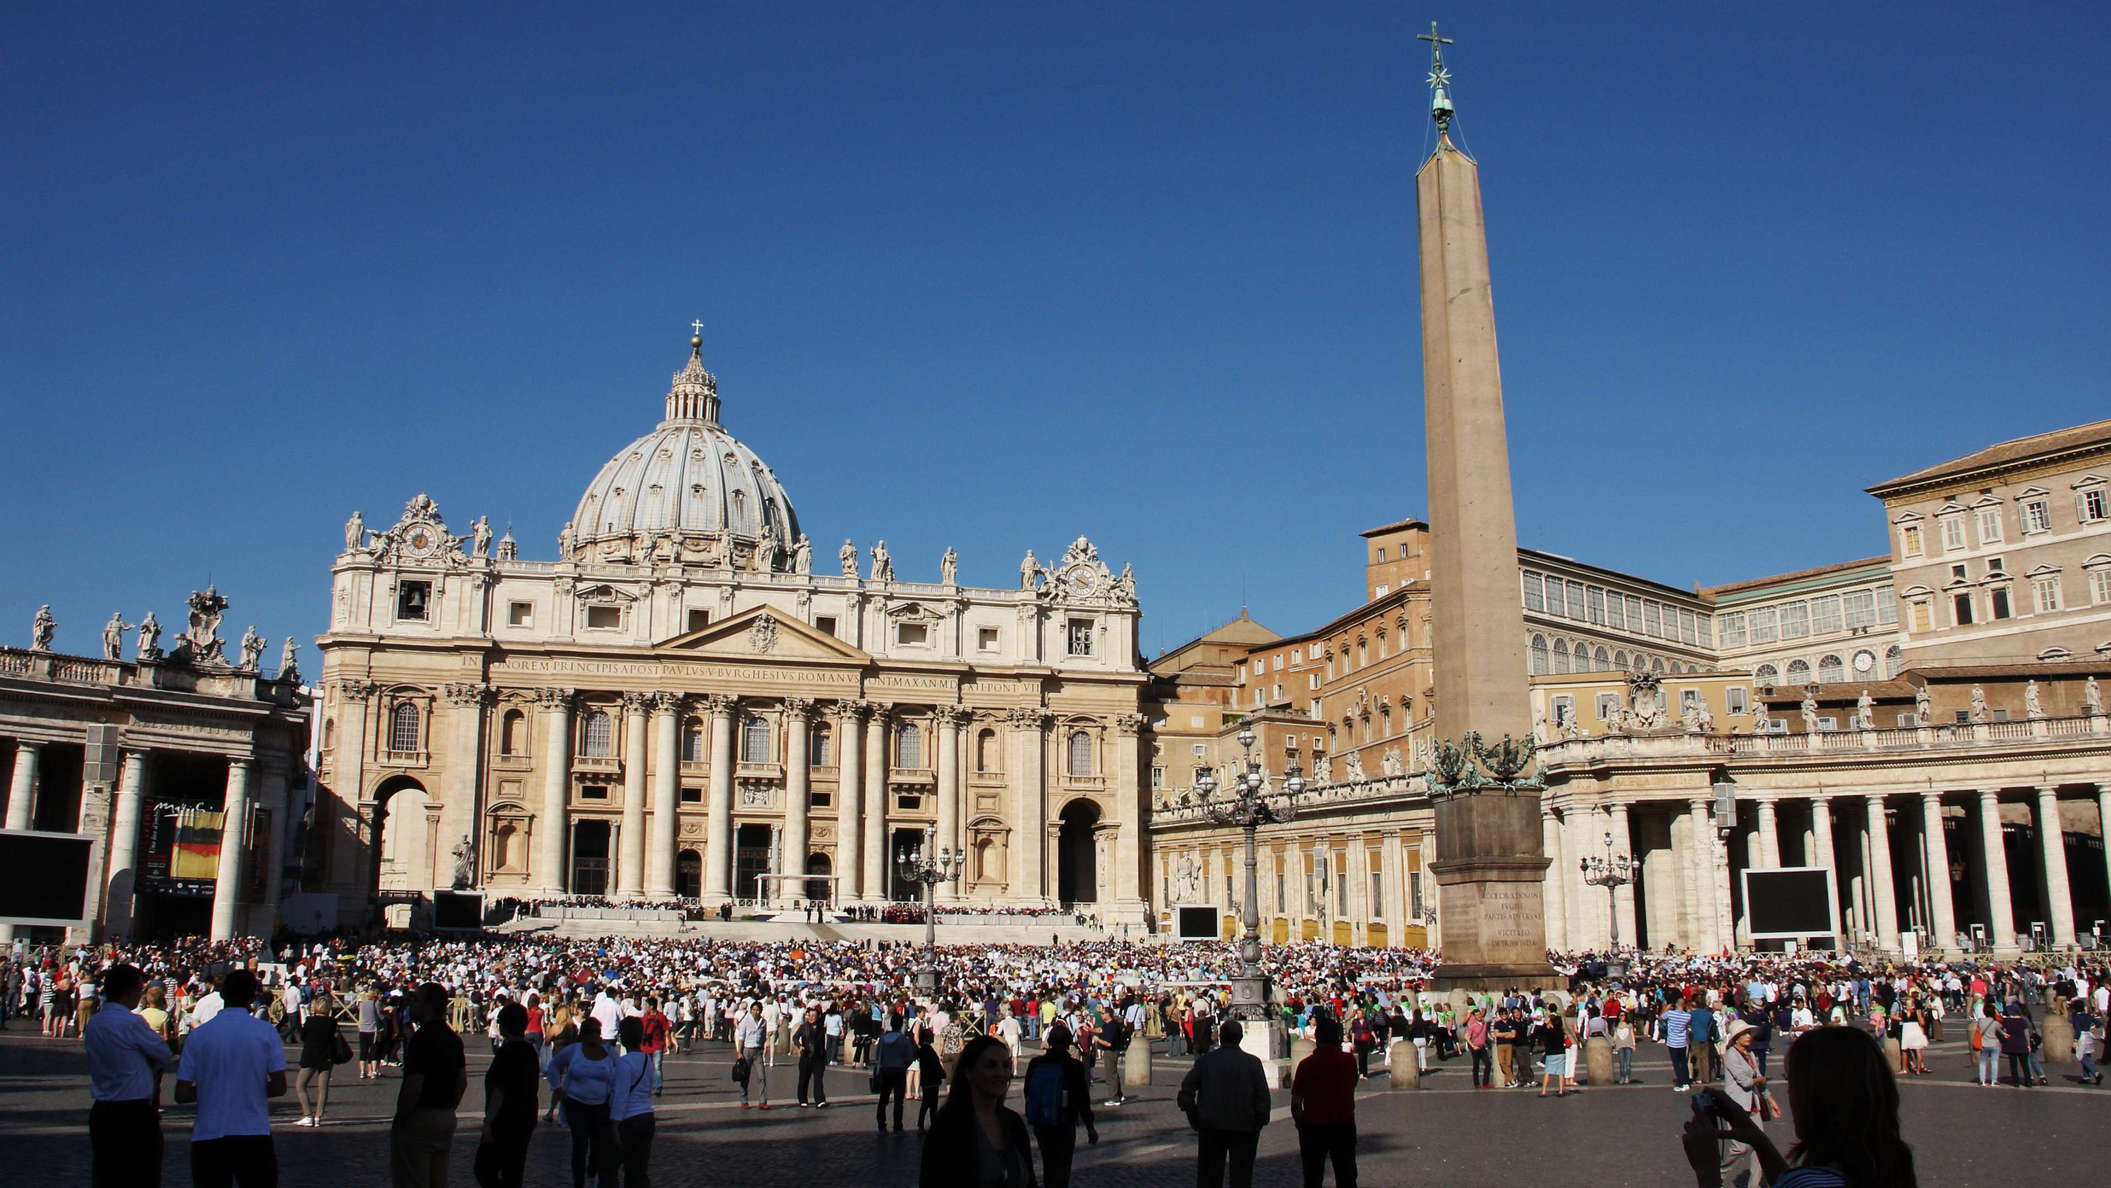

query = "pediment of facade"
[656,606,871,665]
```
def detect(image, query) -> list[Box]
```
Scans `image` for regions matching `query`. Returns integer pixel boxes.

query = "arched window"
[741,715,770,763]
[1552,639,1570,674]
[1755,664,1779,685]
[500,709,525,755]
[1574,641,1592,671]
[1594,646,1610,670]
[1068,730,1093,776]
[1817,654,1845,684]
[582,710,613,757]
[897,722,923,768]
[1613,649,1628,670]
[681,716,705,762]
[491,822,516,872]
[323,718,336,750]
[1529,635,1549,675]
[809,722,833,767]
[1651,657,1665,673]
[1785,659,1811,685]
[389,702,421,753]
[976,729,998,773]
[1883,646,1904,678]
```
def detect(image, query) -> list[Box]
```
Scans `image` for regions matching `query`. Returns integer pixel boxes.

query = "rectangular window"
[1910,600,1933,631]
[1726,687,1748,715]
[1273,655,1284,670]
[1551,695,1576,726]
[1151,766,1165,789]
[1588,587,1607,625]
[814,615,836,636]
[1874,586,1897,625]
[2082,488,2111,522]
[1681,609,1700,645]
[1990,586,2011,619]
[1522,572,1545,612]
[1812,594,1844,635]
[1899,524,1923,557]
[1749,606,1778,644]
[680,785,702,804]
[585,604,622,630]
[1409,871,1425,920]
[686,608,711,632]
[1369,863,1383,919]
[507,601,533,627]
[1953,593,1975,625]
[2091,569,2111,605]
[396,580,431,621]
[1545,580,1566,618]
[978,626,1000,651]
[1780,601,1810,639]
[2021,499,2052,533]
[580,784,609,800]
[1626,595,1645,632]
[2032,576,2061,613]
[1607,594,1627,631]
[1844,590,1876,629]
[1718,611,1747,648]
[1941,516,1967,551]
[1066,618,1094,656]
[1977,506,2004,543]
[1595,692,1620,720]
[896,622,929,646]
[1645,601,1664,638]
[1376,547,1388,562]
[1291,648,1302,663]
[1814,716,1838,732]
[1567,581,1587,620]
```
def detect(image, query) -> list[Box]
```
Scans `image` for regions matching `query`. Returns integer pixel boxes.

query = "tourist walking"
[915,1020,946,1130]
[547,1016,619,1187]
[392,983,466,1188]
[1464,1008,1492,1088]
[735,1001,771,1108]
[294,994,344,1126]
[86,963,174,1188]
[612,1017,657,1188]
[1022,1023,1098,1188]
[875,1014,916,1132]
[794,1007,829,1107]
[1717,1019,1767,1188]
[174,970,286,1188]
[1664,998,1694,1091]
[1291,1015,1359,1188]
[474,1003,540,1188]
[1969,1002,2004,1086]
[919,1034,1036,1188]
[1177,1020,1271,1188]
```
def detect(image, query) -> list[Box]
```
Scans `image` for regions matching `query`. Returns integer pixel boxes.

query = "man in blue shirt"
[1662,1000,1693,1091]
[86,963,174,1187]
[176,970,287,1188]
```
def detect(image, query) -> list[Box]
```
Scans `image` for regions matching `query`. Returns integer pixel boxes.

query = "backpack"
[1103,1018,1131,1052]
[1024,1061,1068,1128]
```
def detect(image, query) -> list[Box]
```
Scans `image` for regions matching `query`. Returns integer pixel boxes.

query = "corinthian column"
[1013,709,1050,902]
[837,702,868,900]
[702,694,738,899]
[1687,798,1721,953]
[646,693,680,898]
[1863,795,1900,952]
[2035,785,2075,947]
[1920,792,1957,950]
[862,706,891,901]
[934,706,965,899]
[1111,712,1146,914]
[210,757,255,941]
[617,693,651,897]
[442,682,491,887]
[534,688,575,896]
[782,698,815,897]
[5,739,41,830]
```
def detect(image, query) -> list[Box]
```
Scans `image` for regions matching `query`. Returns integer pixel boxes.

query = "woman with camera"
[1683,1026,1917,1188]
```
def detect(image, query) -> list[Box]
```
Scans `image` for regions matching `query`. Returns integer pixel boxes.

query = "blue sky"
[5,2,2106,662]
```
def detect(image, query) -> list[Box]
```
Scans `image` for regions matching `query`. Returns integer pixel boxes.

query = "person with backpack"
[1687,1000,1718,1084]
[1023,1023,1098,1188]
[1092,1005,1131,1106]
[875,1014,917,1133]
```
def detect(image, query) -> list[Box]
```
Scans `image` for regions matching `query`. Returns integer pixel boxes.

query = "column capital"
[1008,707,1052,730]
[443,681,494,708]
[783,696,818,722]
[698,693,738,717]
[648,690,683,715]
[838,698,879,722]
[1977,787,2003,802]
[532,686,576,711]
[226,755,255,773]
[619,691,653,716]
[1113,712,1147,734]
[334,678,378,700]
[934,704,970,728]
[12,739,44,755]
[1919,788,1947,801]
[2034,784,2062,797]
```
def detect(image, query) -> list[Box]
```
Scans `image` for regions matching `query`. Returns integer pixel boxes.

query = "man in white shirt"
[187,984,226,1032]
[589,988,622,1040]
[176,970,286,1187]
[995,1008,1023,1073]
[87,963,174,1188]
[735,1002,770,1108]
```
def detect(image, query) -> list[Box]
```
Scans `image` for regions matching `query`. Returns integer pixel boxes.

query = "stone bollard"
[1290,1037,1316,1073]
[1883,1037,1902,1071]
[2039,1011,2076,1073]
[1585,1036,1615,1087]
[1388,1039,1421,1088]
[1121,1045,1153,1095]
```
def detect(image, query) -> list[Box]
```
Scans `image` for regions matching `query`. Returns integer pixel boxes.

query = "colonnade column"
[1976,790,2016,950]
[210,758,255,941]
[534,688,575,896]
[1864,795,1900,951]
[646,693,679,898]
[934,706,964,902]
[2035,786,2076,947]
[258,754,290,931]
[702,695,737,899]
[782,698,814,898]
[104,750,150,938]
[1810,797,1838,937]
[1920,791,1956,950]
[1687,798,1722,953]
[1541,809,1568,949]
[1012,709,1049,903]
[616,693,650,897]
[836,702,868,900]
[1608,801,1638,947]
[1754,798,1782,868]
[862,706,890,901]
[4,740,40,830]
[442,683,491,891]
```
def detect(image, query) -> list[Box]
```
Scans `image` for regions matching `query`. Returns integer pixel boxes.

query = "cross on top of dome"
[665,322,720,424]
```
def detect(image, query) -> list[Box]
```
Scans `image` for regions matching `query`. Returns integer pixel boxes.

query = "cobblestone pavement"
[5,1028,2101,1186]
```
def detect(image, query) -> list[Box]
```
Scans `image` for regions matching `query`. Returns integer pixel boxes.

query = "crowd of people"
[10,931,2107,1188]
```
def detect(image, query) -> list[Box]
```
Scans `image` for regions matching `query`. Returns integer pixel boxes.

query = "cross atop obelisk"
[1417,21,1456,133]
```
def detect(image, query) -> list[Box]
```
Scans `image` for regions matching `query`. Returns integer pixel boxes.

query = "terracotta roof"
[1866,417,2111,495]
[1697,556,1891,599]
[1897,662,2111,681]
[1360,518,1427,538]
[1752,680,1917,704]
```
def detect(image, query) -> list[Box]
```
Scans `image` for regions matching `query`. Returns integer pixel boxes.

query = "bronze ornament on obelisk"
[1414,24,1557,991]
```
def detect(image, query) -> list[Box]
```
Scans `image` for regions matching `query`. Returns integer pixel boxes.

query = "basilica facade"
[312,336,1150,921]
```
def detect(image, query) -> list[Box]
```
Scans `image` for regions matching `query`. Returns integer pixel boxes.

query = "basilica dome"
[565,336,801,569]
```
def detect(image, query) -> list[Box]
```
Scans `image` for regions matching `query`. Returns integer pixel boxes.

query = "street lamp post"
[896,823,966,995]
[1177,722,1305,1023]
[1579,830,1637,977]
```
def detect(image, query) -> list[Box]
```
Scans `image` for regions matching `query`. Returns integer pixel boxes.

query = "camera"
[1689,1089,1718,1117]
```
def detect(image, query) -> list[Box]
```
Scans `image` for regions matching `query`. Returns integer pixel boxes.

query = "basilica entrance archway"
[570,820,611,895]
[1057,798,1101,905]
[676,849,702,899]
[804,853,832,904]
[372,775,431,927]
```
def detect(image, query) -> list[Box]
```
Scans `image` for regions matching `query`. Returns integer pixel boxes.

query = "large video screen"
[1743,867,1837,939]
[1175,904,1220,941]
[432,890,485,930]
[0,830,100,928]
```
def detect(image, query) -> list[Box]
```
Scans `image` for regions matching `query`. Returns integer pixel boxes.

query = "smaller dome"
[564,337,800,569]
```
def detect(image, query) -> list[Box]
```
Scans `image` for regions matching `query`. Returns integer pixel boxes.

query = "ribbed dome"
[564,337,800,569]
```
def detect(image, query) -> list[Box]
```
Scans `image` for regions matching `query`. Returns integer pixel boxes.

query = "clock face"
[1066,566,1098,594]
[403,525,442,560]
[1853,652,1874,673]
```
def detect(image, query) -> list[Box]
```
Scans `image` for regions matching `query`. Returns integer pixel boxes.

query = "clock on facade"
[1852,651,1875,673]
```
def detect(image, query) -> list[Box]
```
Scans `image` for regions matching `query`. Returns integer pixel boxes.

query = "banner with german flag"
[171,806,225,881]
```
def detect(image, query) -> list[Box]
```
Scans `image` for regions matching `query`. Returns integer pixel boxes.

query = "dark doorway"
[804,853,832,904]
[676,849,702,900]
[571,820,611,895]
[734,823,772,899]
[888,827,928,901]
[1057,799,1101,904]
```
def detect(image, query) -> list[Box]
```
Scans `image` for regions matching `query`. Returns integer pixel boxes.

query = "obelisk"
[1415,25,1556,991]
